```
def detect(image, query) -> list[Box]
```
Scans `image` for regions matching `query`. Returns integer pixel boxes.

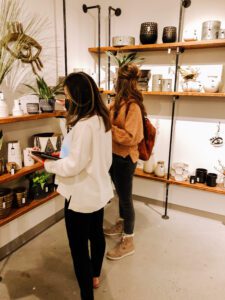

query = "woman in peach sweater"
[105,63,146,260]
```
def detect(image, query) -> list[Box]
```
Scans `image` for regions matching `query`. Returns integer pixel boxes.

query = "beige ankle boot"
[106,235,135,260]
[104,219,124,236]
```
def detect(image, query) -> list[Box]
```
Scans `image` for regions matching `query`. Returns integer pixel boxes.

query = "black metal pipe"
[83,4,101,87]
[63,0,68,76]
[108,6,121,90]
[162,0,191,219]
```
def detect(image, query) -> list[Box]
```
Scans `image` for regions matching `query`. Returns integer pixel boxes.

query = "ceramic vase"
[143,153,155,174]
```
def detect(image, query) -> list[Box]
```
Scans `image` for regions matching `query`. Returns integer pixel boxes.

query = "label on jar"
[3,202,6,209]
[45,186,49,193]
[22,198,26,204]
[11,168,15,175]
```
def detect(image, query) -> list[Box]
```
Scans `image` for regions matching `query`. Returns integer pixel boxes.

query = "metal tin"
[152,74,162,91]
[201,20,221,40]
[112,36,135,47]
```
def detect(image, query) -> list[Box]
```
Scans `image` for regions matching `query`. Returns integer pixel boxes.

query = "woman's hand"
[30,154,45,165]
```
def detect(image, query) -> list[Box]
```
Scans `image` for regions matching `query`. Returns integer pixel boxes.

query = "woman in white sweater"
[32,72,113,300]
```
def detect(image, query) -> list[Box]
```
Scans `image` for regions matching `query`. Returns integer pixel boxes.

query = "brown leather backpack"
[125,101,156,161]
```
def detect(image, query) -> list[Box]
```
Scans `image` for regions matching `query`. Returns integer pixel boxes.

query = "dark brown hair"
[113,63,147,119]
[64,72,111,131]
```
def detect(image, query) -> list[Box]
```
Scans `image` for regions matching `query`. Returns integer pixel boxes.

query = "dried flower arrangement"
[214,160,225,176]
[178,66,200,81]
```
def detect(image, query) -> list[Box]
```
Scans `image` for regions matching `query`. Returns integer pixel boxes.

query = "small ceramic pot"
[162,26,177,43]
[39,99,55,113]
[203,76,220,93]
[143,153,155,174]
[190,176,196,184]
[154,161,165,177]
[14,187,28,207]
[112,36,135,47]
[195,168,207,183]
[182,80,202,92]
[162,79,172,92]
[26,103,39,114]
[152,74,162,91]
[201,20,221,40]
[206,173,217,187]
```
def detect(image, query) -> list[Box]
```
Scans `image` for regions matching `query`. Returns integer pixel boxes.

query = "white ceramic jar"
[182,80,202,92]
[154,161,165,177]
[143,153,156,174]
[0,91,9,117]
[203,76,220,93]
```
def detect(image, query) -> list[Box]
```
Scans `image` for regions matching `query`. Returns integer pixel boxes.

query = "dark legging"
[64,200,105,300]
[110,154,137,234]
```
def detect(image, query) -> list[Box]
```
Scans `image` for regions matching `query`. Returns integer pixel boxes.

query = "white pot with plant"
[25,76,63,113]
[179,66,201,92]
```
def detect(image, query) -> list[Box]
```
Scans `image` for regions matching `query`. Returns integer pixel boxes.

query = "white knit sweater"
[44,115,113,213]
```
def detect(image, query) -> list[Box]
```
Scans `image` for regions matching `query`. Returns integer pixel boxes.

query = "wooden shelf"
[135,168,225,195]
[0,191,59,227]
[135,168,169,183]
[0,110,66,125]
[89,39,225,53]
[102,90,225,98]
[0,163,43,184]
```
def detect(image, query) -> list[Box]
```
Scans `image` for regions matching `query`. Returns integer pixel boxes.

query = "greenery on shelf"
[30,171,51,190]
[25,76,63,100]
[105,51,144,67]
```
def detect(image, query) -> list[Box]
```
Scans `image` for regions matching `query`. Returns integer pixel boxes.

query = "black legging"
[110,154,137,234]
[64,200,105,300]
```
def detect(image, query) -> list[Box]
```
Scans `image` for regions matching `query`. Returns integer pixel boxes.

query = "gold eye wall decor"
[0,22,43,75]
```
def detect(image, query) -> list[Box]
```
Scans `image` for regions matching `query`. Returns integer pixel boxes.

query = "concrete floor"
[1,198,225,300]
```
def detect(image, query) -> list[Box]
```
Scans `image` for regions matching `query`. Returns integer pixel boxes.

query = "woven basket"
[0,189,13,219]
[14,187,28,208]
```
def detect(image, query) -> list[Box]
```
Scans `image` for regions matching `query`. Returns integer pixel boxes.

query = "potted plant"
[25,76,63,113]
[29,171,52,200]
[105,51,145,90]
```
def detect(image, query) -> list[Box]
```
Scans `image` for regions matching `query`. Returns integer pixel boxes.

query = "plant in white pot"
[25,76,63,113]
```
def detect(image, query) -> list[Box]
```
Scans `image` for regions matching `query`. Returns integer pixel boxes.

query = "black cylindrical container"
[162,26,177,43]
[190,176,196,184]
[140,22,158,44]
[206,173,217,187]
[195,168,207,183]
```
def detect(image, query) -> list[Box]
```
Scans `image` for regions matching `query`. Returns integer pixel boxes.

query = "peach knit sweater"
[109,100,144,163]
